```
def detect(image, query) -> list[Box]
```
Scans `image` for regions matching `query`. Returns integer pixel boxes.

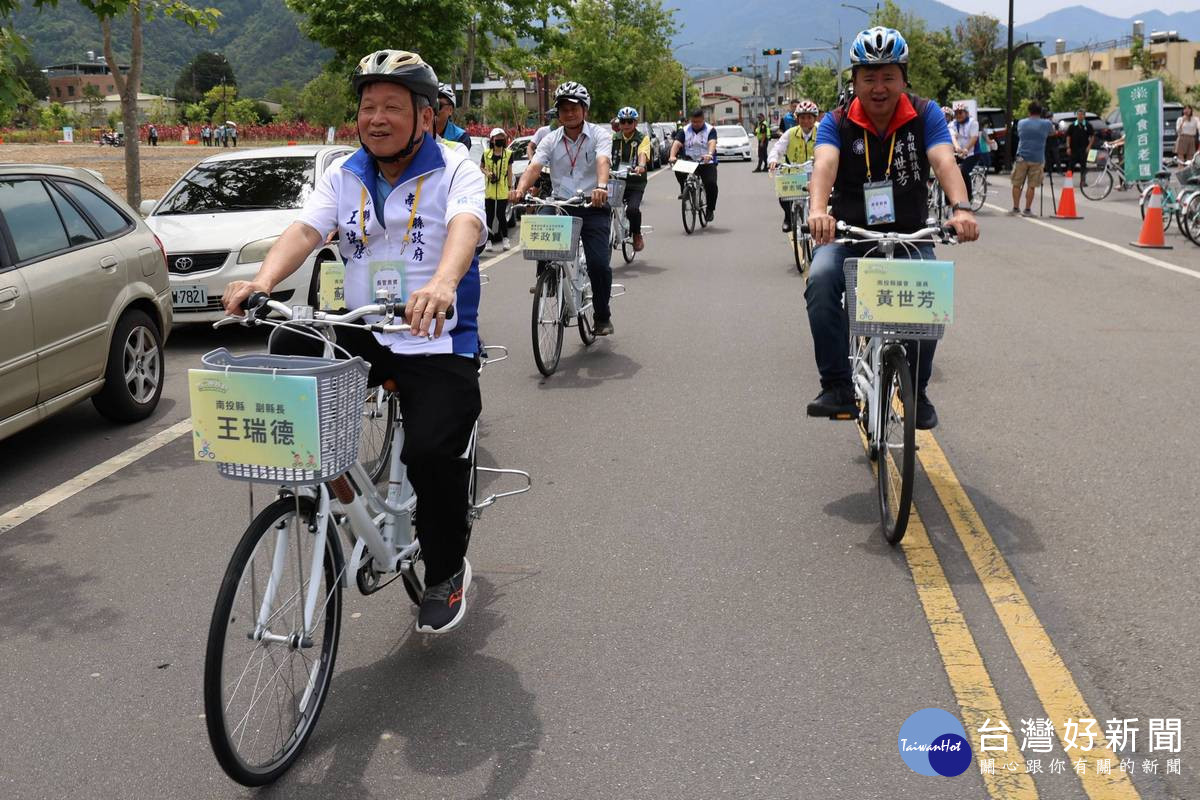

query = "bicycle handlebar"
[799,220,958,244]
[217,291,453,335]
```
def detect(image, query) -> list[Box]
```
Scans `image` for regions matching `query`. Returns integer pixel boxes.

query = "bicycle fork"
[254,486,334,647]
[852,338,884,447]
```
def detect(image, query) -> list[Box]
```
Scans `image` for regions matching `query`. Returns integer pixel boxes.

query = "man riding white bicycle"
[668,108,718,222]
[510,81,616,336]
[612,105,651,252]
[806,27,979,430]
[221,49,488,634]
[768,98,819,232]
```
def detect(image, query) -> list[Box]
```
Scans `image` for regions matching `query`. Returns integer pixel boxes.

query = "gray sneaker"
[1007,207,1019,216]
[1021,208,1035,217]
[416,559,472,634]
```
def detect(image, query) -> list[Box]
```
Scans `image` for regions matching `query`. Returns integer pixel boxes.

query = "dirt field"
[1,143,216,201]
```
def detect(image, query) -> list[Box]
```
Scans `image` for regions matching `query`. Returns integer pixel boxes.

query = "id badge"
[863,180,897,226]
[369,260,405,301]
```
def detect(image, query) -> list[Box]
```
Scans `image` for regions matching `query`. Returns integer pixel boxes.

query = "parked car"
[636,122,663,169]
[141,145,354,324]
[653,122,679,162]
[715,124,753,161]
[0,164,172,440]
[1104,102,1183,156]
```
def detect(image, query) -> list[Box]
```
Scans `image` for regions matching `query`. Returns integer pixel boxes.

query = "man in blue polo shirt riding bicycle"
[804,27,979,430]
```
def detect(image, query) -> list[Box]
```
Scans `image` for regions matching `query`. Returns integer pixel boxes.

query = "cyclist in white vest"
[667,108,719,222]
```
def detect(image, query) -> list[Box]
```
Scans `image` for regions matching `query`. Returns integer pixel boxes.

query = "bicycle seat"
[1155,170,1171,179]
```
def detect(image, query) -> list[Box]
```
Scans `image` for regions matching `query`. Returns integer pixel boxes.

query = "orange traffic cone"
[1053,170,1083,219]
[1130,185,1173,249]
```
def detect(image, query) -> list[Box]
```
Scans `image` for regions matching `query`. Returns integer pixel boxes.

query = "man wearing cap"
[510,81,616,336]
[222,50,488,635]
[481,127,514,251]
[435,83,473,149]
[668,108,719,222]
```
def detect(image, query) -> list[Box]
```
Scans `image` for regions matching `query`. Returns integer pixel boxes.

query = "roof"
[194,145,353,163]
[451,79,530,92]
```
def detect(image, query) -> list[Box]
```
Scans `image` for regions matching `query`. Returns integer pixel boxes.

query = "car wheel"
[92,309,164,423]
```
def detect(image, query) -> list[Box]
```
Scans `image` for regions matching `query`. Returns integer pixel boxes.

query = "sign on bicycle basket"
[672,159,700,175]
[520,214,574,252]
[317,260,345,311]
[774,171,809,198]
[188,370,322,470]
[855,259,955,325]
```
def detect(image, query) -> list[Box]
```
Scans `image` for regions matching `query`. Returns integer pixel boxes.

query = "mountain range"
[11,1,1200,102]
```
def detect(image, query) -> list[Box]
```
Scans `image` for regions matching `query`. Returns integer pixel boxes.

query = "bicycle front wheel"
[970,171,987,211]
[697,185,709,228]
[681,185,696,234]
[1182,192,1200,245]
[532,267,564,376]
[621,233,635,263]
[876,346,916,545]
[359,386,397,484]
[205,495,343,786]
[1079,168,1113,201]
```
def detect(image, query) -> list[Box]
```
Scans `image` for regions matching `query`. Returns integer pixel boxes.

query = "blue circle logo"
[898,708,973,776]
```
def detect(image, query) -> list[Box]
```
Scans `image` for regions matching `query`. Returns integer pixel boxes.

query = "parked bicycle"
[1080,143,1148,200]
[968,164,988,212]
[674,159,709,234]
[199,294,530,786]
[804,220,957,544]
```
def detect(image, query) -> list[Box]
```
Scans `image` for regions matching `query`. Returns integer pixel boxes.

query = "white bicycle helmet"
[555,81,591,108]
[617,106,639,121]
[437,83,457,106]
[850,26,910,66]
[352,50,440,162]
[796,100,819,116]
[952,101,969,113]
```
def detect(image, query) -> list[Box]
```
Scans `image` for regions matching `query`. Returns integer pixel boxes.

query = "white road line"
[984,201,1200,281]
[0,420,192,535]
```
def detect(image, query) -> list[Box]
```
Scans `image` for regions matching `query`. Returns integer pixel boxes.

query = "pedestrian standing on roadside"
[753,113,770,172]
[148,124,158,147]
[230,125,238,147]
[1065,109,1095,184]
[1010,101,1054,216]
[202,124,210,146]
[1176,105,1198,163]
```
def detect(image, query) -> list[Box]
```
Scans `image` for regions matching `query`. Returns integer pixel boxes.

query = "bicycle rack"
[611,283,628,299]
[471,467,533,515]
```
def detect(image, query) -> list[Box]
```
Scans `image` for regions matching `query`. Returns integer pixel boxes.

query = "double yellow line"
[868,429,1140,799]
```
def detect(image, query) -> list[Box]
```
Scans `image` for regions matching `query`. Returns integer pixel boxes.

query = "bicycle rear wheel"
[1182,192,1200,245]
[621,233,635,263]
[681,185,696,234]
[577,269,596,345]
[205,495,342,786]
[1079,168,1113,201]
[532,267,565,376]
[697,184,709,228]
[876,346,915,545]
[1140,185,1174,233]
[359,386,397,484]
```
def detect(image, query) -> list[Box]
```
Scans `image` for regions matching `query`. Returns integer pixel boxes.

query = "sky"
[943,0,1196,26]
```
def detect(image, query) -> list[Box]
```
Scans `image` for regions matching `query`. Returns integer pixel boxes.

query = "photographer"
[481,127,514,251]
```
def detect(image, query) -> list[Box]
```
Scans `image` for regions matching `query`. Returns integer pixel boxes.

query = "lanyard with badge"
[359,175,426,301]
[862,131,897,226]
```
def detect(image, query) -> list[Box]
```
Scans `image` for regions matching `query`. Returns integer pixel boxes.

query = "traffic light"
[727,66,743,73]
[762,48,782,56]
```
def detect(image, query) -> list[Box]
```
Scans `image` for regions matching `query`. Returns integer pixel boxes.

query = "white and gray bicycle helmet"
[850,26,910,66]
[555,81,591,109]
[796,100,819,116]
[352,50,439,161]
[437,83,457,106]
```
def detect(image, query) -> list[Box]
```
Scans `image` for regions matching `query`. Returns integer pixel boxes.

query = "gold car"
[0,164,172,440]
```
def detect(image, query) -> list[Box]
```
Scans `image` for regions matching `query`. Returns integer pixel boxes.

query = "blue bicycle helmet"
[617,106,639,121]
[850,26,909,66]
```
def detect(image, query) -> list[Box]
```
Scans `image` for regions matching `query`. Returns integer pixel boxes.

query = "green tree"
[145,94,175,124]
[174,51,236,104]
[973,58,1051,109]
[182,100,208,124]
[40,101,75,130]
[1048,73,1110,115]
[954,14,1003,87]
[81,83,108,126]
[792,64,838,113]
[298,69,354,127]
[642,59,694,121]
[870,0,947,101]
[482,90,523,128]
[550,0,678,121]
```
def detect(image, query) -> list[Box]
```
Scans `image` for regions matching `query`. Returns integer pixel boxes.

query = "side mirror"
[139,199,157,216]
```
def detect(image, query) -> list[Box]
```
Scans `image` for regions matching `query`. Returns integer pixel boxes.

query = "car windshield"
[156,157,315,215]
[716,126,747,137]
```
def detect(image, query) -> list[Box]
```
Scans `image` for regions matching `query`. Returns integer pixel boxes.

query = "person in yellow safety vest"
[753,113,770,172]
[480,127,514,251]
[767,99,819,232]
[612,106,651,251]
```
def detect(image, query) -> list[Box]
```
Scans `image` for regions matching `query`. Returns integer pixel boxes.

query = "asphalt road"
[1,162,1197,800]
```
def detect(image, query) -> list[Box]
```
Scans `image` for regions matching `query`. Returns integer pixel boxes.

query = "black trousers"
[271,326,481,587]
[756,139,768,170]
[485,198,509,242]
[674,164,718,214]
[624,185,645,235]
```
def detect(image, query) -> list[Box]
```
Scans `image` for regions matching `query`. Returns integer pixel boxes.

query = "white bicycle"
[200,294,530,786]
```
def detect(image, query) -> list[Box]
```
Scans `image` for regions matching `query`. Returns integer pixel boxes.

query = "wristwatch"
[951,202,974,213]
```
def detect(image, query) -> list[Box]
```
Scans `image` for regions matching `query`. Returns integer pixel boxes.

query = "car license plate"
[172,284,208,308]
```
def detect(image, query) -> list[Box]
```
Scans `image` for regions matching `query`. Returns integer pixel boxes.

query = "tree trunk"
[101,1,143,207]
[459,18,477,113]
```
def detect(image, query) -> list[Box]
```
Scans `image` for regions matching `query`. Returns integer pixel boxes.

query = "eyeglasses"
[438,102,453,112]
[620,119,636,124]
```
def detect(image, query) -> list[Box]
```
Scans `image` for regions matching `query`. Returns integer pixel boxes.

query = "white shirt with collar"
[297,133,487,357]
[532,121,613,198]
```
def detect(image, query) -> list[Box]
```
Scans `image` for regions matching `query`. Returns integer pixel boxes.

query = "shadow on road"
[533,347,642,389]
[256,576,542,800]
